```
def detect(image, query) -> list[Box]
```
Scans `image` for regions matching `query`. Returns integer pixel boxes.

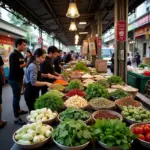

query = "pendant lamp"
[69,21,77,31]
[66,0,80,18]
[75,34,79,39]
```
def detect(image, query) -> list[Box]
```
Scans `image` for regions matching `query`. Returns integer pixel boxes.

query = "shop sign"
[135,25,149,37]
[138,15,149,26]
[117,20,127,41]
[38,37,43,44]
[0,36,14,45]
[96,38,102,48]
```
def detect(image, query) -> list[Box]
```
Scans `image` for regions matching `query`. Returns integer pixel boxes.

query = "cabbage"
[33,136,41,143]
[18,140,31,145]
[38,135,45,141]
[45,130,52,138]
[22,134,33,141]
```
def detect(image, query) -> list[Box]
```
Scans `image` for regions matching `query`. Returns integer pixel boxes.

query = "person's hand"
[56,76,63,80]
[48,73,55,79]
[46,83,53,88]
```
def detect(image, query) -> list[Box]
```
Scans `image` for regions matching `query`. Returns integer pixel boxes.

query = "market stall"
[10,61,150,150]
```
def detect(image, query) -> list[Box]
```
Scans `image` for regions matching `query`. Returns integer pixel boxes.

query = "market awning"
[0,0,145,45]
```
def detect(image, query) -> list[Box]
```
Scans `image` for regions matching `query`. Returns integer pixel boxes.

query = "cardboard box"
[95,59,107,73]
[143,57,150,64]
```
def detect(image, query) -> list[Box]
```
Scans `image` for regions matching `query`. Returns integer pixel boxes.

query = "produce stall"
[10,61,150,150]
[127,71,150,94]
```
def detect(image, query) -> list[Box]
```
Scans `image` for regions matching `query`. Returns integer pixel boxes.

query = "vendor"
[40,46,62,95]
[24,48,53,112]
[54,50,63,74]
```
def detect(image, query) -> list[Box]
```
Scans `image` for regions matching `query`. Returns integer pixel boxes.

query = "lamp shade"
[75,34,79,39]
[66,1,80,18]
[69,21,77,31]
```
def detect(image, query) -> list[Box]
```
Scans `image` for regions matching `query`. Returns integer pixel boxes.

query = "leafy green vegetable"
[109,89,131,100]
[73,62,89,72]
[138,63,150,69]
[92,119,136,150]
[97,80,109,88]
[52,120,91,146]
[67,79,83,91]
[107,76,123,84]
[59,107,90,121]
[34,92,64,112]
[48,90,64,97]
[86,83,108,100]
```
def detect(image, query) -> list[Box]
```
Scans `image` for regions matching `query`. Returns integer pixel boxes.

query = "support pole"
[40,29,43,48]
[114,0,128,82]
[97,12,102,58]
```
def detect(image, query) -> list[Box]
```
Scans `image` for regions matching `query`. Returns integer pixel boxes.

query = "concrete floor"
[0,84,28,150]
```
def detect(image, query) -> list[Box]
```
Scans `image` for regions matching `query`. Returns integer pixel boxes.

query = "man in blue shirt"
[0,55,7,128]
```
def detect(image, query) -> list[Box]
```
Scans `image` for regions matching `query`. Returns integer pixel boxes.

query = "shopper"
[54,50,63,74]
[21,49,32,95]
[40,46,62,95]
[62,52,67,62]
[24,48,53,112]
[8,39,28,125]
[110,53,114,73]
[127,53,131,66]
[65,51,74,64]
[135,52,141,67]
[0,55,7,128]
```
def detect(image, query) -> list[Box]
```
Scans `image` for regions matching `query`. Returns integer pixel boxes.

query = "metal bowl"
[13,125,53,149]
[130,123,150,148]
[92,110,123,121]
[98,140,122,150]
[53,139,90,150]
[26,112,58,125]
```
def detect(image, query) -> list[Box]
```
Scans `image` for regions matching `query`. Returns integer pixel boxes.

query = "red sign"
[117,21,127,41]
[138,15,149,26]
[38,37,43,44]
[0,36,14,45]
[96,38,102,48]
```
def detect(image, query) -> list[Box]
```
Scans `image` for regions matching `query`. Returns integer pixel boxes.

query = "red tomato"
[133,127,143,134]
[144,124,150,128]
[143,126,150,134]
[145,133,150,142]
[138,134,145,140]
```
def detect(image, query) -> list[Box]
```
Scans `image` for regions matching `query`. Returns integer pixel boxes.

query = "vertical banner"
[82,40,88,55]
[96,38,102,48]
[117,20,127,41]
[88,37,96,56]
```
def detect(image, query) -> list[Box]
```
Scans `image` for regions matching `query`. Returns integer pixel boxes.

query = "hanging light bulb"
[69,21,77,31]
[66,0,80,18]
[75,34,79,39]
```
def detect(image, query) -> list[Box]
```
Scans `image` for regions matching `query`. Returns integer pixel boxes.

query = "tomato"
[144,124,150,128]
[133,127,143,134]
[143,126,150,134]
[138,134,145,140]
[145,133,150,142]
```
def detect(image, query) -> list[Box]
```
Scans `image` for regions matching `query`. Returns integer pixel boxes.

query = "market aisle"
[0,84,28,150]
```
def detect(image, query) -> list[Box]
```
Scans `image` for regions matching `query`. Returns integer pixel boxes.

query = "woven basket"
[124,88,138,98]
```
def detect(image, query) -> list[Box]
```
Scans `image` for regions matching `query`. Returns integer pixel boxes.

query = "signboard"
[88,37,96,56]
[138,15,149,26]
[0,36,14,45]
[135,25,149,37]
[82,40,88,55]
[117,21,127,41]
[38,37,43,44]
[95,59,107,73]
[96,38,102,48]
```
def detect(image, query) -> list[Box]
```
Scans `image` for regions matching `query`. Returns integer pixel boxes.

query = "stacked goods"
[86,83,108,100]
[64,95,88,109]
[107,75,123,85]
[83,79,95,87]
[65,89,86,97]
[53,80,68,86]
[93,75,105,81]
[89,98,115,110]
[73,62,89,72]
[67,79,83,91]
[48,90,64,97]
[27,108,57,123]
[71,70,82,79]
[97,80,109,88]
[52,84,65,91]
[34,92,64,112]
[14,122,53,145]
[122,106,150,123]
[59,108,90,122]
[82,73,93,79]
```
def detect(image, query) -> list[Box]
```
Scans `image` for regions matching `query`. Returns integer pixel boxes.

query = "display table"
[10,140,149,150]
[127,71,150,94]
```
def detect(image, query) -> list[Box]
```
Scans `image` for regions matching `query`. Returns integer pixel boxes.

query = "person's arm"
[33,81,52,87]
[0,65,5,85]
[20,63,27,68]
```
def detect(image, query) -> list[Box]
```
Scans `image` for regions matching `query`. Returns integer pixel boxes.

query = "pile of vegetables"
[61,70,71,78]
[89,98,115,109]
[131,123,150,142]
[86,83,108,100]
[53,79,68,86]
[52,120,91,146]
[73,62,89,72]
[27,108,57,122]
[82,73,93,79]
[107,75,123,84]
[93,111,120,120]
[138,63,150,69]
[34,92,64,112]
[71,71,82,79]
[65,89,86,97]
[52,84,65,91]
[14,122,53,145]
[59,108,90,122]
[92,119,136,150]
[48,90,64,97]
[109,89,131,100]
[97,80,109,88]
[122,106,150,122]
[64,95,88,109]
[67,79,83,91]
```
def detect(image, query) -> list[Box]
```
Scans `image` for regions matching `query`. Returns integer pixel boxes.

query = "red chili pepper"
[66,89,86,97]
[95,112,119,120]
